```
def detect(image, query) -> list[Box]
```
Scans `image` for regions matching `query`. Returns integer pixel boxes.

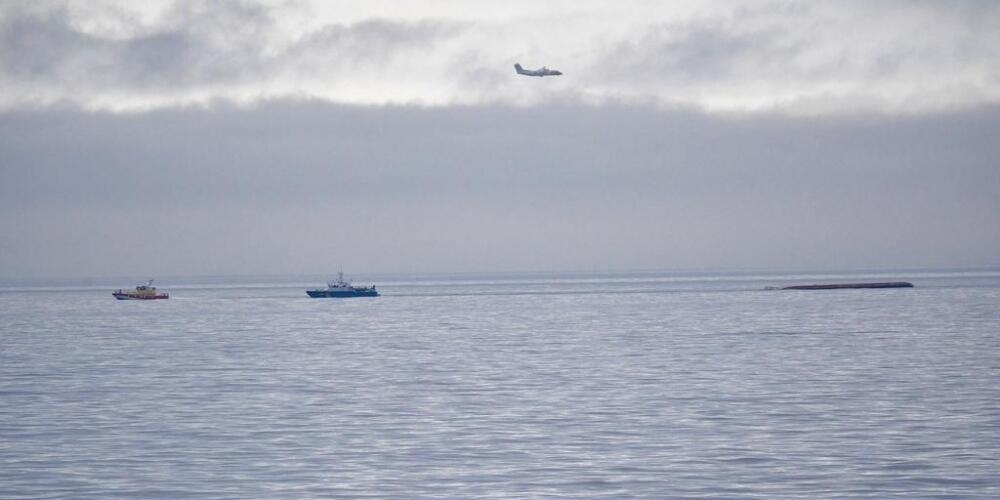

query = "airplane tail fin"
[514,63,525,74]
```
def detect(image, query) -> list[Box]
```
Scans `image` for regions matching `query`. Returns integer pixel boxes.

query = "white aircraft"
[514,63,563,77]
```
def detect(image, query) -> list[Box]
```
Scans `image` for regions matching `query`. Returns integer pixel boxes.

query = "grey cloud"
[0,1,273,89]
[0,4,96,79]
[294,19,462,63]
[594,19,799,84]
[2,1,997,112]
[586,1,1000,106]
[2,101,998,276]
[3,101,998,205]
[0,1,463,97]
[450,49,509,96]
[121,1,275,86]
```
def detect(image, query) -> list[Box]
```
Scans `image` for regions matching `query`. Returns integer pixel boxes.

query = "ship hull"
[113,293,169,300]
[782,282,913,290]
[306,289,379,298]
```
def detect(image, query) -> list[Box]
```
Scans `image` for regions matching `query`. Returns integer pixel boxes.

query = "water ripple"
[1,273,999,498]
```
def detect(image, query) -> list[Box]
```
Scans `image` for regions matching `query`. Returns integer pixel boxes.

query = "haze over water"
[2,270,998,498]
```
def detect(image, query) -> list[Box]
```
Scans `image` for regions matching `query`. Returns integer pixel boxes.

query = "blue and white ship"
[306,272,379,298]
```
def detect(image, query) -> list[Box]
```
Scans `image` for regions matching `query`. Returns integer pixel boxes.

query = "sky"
[1,0,999,278]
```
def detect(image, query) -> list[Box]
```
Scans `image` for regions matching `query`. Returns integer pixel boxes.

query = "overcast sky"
[1,0,998,278]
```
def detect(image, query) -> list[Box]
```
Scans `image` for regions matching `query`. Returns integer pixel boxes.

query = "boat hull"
[782,282,913,290]
[306,289,379,298]
[113,293,169,300]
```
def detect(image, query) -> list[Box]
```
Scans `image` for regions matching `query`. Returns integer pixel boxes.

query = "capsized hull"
[782,282,913,290]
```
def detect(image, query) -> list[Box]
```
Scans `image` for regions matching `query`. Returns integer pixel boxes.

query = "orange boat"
[113,280,169,300]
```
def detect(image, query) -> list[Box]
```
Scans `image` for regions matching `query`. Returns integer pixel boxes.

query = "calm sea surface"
[2,270,999,498]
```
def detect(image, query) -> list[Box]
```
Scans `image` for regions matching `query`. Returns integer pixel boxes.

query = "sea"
[1,269,998,499]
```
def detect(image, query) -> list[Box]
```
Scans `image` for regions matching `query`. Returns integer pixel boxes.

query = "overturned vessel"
[307,272,379,298]
[113,280,169,300]
[781,282,913,290]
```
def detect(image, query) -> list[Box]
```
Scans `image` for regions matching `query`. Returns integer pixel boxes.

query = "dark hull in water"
[306,289,379,298]
[782,282,913,290]
[112,292,169,300]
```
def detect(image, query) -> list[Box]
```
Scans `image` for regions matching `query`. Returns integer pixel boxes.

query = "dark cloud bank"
[0,3,462,101]
[1,101,998,277]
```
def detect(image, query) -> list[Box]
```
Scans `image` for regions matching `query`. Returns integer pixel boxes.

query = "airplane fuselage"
[514,63,562,77]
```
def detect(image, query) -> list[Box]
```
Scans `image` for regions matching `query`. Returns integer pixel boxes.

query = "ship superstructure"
[306,272,379,298]
[113,280,169,300]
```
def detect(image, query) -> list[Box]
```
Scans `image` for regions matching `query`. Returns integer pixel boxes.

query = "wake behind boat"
[113,280,169,300]
[307,272,379,298]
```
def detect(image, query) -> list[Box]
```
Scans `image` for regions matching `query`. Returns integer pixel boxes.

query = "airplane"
[514,63,563,77]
